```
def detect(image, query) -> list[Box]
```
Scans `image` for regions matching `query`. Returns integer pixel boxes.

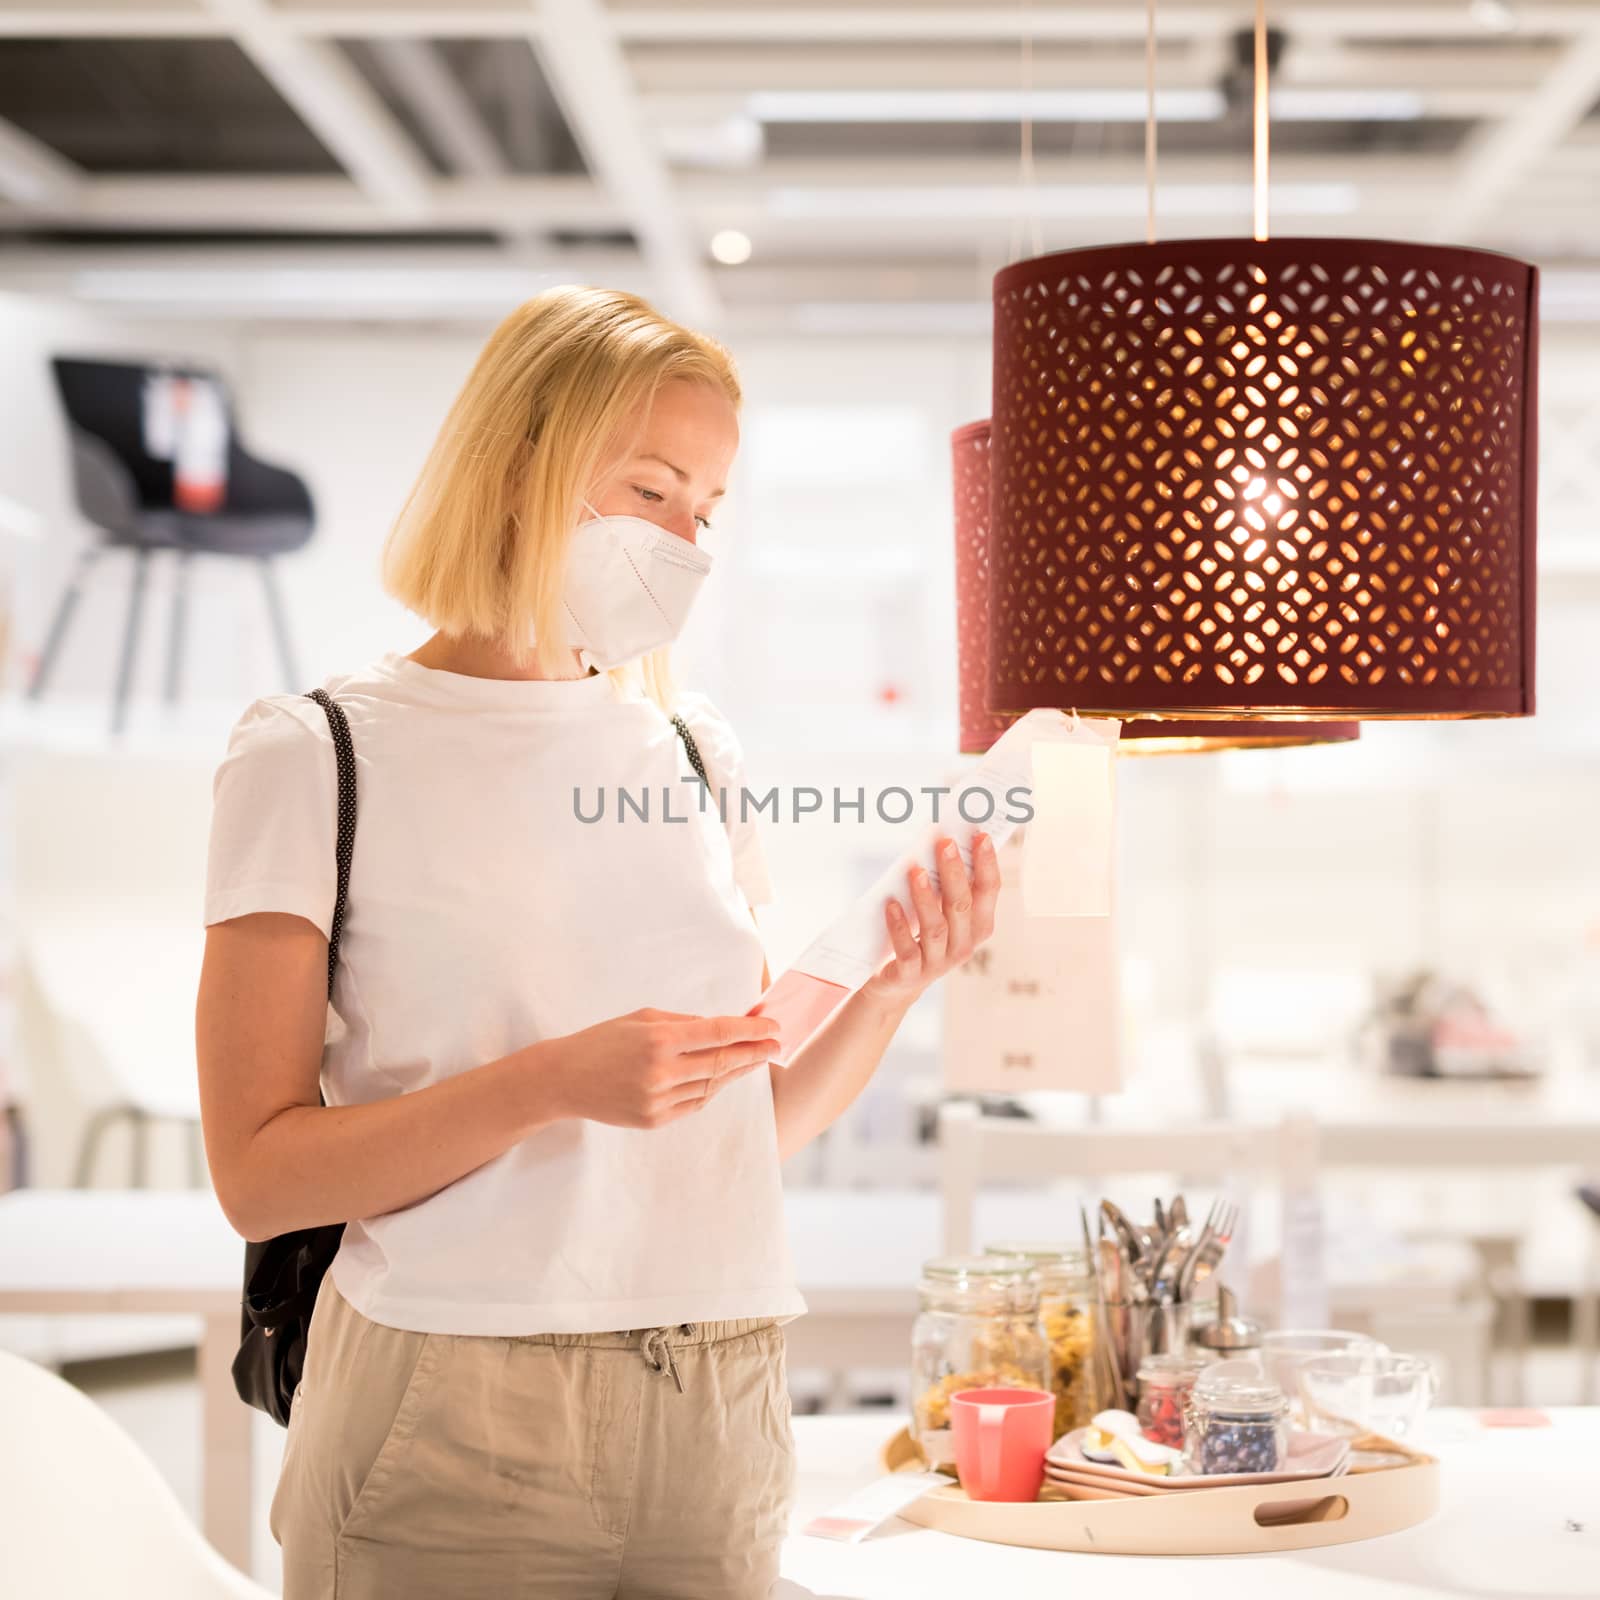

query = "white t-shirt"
[203,650,805,1336]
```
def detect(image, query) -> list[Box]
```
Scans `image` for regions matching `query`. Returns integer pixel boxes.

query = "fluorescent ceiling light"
[1268,89,1425,121]
[747,87,1423,125]
[768,183,1360,221]
[710,228,753,265]
[657,113,764,169]
[747,89,1225,123]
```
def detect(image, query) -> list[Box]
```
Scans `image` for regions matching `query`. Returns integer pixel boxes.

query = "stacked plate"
[1044,1428,1350,1502]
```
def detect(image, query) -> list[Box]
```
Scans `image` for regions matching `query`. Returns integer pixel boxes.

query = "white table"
[779,1408,1600,1598]
[6,1186,1595,1588]
[0,1189,252,1570]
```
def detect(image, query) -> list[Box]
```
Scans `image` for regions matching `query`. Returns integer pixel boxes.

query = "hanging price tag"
[944,835,1122,1095]
[1022,736,1116,918]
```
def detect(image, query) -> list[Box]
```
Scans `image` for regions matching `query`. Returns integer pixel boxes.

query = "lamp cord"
[1145,0,1158,244]
[1253,0,1270,241]
[1009,0,1044,264]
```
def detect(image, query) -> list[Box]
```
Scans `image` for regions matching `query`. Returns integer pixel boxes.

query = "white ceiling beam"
[0,117,85,211]
[0,174,615,232]
[206,0,435,213]
[0,242,640,278]
[1281,42,1566,91]
[687,152,1453,190]
[6,2,1600,40]
[629,43,1226,94]
[606,3,1600,43]
[0,8,229,37]
[0,241,656,319]
[364,39,509,178]
[530,0,719,323]
[1430,25,1600,241]
[0,153,1465,231]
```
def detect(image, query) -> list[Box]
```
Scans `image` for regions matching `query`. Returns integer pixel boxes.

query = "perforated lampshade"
[954,419,1359,755]
[988,238,1539,721]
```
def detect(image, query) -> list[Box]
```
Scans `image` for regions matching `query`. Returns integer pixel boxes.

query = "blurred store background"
[0,3,1598,1591]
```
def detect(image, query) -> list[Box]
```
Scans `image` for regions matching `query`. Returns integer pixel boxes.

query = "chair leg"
[27,545,102,700]
[1578,1223,1600,1406]
[259,555,302,691]
[165,547,192,705]
[129,1106,150,1188]
[112,547,151,737]
[73,1104,131,1187]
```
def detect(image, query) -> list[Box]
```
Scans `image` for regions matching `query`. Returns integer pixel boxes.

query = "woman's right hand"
[547,1007,782,1130]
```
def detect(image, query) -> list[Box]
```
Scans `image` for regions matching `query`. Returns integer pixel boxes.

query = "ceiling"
[0,0,1598,328]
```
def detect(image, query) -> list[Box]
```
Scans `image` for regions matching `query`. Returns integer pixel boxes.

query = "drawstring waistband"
[640,1323,697,1393]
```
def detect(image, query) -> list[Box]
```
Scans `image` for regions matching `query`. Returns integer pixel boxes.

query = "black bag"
[230,687,354,1427]
[230,692,712,1427]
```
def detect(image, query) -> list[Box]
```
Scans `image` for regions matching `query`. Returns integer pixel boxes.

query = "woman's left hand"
[862,831,1002,1003]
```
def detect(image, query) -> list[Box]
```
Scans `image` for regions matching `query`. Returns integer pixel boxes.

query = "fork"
[1178,1200,1238,1301]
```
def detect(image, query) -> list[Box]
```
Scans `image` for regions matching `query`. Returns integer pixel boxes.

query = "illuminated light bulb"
[710,229,753,265]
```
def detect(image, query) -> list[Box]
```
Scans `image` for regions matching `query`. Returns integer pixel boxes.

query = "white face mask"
[553,502,714,671]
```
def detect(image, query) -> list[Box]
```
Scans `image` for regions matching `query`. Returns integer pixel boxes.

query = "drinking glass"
[1297,1352,1438,1464]
[1260,1330,1387,1423]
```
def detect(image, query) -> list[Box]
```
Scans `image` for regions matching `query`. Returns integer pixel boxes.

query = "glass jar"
[911,1255,1049,1466]
[986,1242,1101,1439]
[1136,1352,1210,1450]
[1184,1366,1291,1476]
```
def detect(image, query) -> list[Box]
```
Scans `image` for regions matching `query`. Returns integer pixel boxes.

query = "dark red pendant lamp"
[955,419,1359,754]
[982,2,1538,728]
[986,242,1538,724]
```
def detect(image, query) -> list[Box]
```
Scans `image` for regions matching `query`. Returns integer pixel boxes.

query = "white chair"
[12,745,215,1191]
[939,1101,1303,1261]
[0,1347,272,1599]
[1317,1124,1538,1405]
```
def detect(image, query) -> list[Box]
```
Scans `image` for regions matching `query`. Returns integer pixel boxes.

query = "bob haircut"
[380,284,740,711]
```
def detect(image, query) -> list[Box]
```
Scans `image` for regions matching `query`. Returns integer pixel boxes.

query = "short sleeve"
[675,692,774,910]
[204,695,338,937]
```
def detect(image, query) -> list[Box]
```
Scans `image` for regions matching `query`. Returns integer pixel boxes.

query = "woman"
[196,285,1001,1599]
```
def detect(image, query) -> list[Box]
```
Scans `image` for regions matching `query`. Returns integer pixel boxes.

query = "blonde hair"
[380,284,741,711]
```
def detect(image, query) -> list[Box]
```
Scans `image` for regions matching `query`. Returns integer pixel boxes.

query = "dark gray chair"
[31,357,315,735]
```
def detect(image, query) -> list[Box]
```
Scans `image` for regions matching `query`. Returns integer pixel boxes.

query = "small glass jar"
[1136,1352,1210,1450]
[1184,1366,1291,1476]
[911,1255,1049,1466]
[986,1242,1101,1439]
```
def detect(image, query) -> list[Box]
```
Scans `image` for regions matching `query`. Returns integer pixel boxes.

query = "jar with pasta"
[911,1255,1049,1469]
[986,1242,1102,1439]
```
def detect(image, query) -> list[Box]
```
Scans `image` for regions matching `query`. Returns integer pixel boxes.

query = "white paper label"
[800,1472,948,1543]
[1022,740,1115,917]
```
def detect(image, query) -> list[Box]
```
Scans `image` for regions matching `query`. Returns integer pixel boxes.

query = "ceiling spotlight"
[710,229,753,265]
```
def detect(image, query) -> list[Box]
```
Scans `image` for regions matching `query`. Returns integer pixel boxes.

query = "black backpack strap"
[670,711,709,790]
[304,688,356,1002]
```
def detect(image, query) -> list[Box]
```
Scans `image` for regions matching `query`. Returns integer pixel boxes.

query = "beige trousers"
[271,1275,795,1600]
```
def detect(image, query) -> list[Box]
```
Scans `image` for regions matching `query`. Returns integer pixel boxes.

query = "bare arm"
[197,910,779,1242]
[769,830,1001,1162]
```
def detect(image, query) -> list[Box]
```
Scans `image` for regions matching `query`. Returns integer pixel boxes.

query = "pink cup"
[950,1387,1055,1503]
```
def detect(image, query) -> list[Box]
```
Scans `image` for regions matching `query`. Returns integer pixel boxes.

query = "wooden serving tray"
[897,1442,1439,1556]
